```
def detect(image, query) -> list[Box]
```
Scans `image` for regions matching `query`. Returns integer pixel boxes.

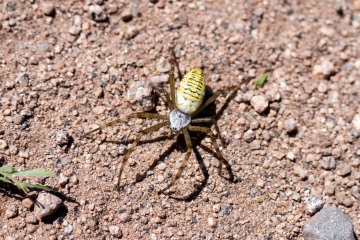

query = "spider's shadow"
[102,86,240,201]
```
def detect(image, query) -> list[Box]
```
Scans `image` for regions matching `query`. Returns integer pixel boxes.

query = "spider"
[83,48,241,193]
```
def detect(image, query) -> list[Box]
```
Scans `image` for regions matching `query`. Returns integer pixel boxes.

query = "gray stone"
[303,206,355,240]
[34,192,62,220]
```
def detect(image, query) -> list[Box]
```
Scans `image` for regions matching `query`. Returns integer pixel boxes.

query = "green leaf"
[0,166,18,174]
[11,168,56,178]
[11,178,30,193]
[22,183,55,192]
[0,176,13,183]
[254,74,268,88]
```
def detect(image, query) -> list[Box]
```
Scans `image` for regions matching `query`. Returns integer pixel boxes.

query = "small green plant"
[0,166,56,194]
[254,74,268,88]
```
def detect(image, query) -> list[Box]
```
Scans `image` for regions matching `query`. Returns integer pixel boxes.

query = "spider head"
[169,108,191,132]
[170,125,181,131]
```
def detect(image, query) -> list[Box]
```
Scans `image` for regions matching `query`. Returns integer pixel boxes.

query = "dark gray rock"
[303,206,355,240]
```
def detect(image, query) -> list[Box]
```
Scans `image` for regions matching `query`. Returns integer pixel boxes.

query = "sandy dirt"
[1,0,360,239]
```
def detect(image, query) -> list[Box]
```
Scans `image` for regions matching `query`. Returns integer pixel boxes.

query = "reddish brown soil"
[1,0,360,239]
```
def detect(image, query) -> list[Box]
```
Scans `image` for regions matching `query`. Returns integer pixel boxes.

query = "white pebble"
[250,95,269,113]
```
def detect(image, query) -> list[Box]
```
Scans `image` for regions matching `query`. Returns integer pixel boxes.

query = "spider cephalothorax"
[83,48,239,193]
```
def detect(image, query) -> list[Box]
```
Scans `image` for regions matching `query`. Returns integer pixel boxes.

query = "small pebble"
[324,181,335,196]
[352,114,360,132]
[119,213,131,223]
[342,198,354,208]
[284,118,297,133]
[87,219,98,230]
[22,198,34,209]
[100,63,108,73]
[336,163,351,176]
[19,150,29,159]
[40,2,55,16]
[158,162,167,171]
[318,82,328,93]
[0,139,8,150]
[250,95,269,113]
[64,224,73,234]
[212,204,221,213]
[26,224,38,234]
[305,195,324,215]
[59,174,69,187]
[286,151,295,161]
[94,87,103,98]
[150,75,169,86]
[127,81,155,112]
[17,74,30,87]
[350,186,360,199]
[207,217,217,227]
[5,205,18,219]
[313,58,336,79]
[121,9,133,22]
[6,81,15,89]
[25,214,38,224]
[56,129,71,146]
[69,175,78,185]
[140,216,149,224]
[92,106,106,115]
[68,26,81,36]
[223,205,233,215]
[249,140,261,150]
[156,57,171,73]
[321,156,336,170]
[293,165,308,180]
[154,210,167,219]
[109,225,122,238]
[9,145,18,155]
[292,192,301,201]
[89,5,108,22]
[34,192,63,220]
[243,129,255,143]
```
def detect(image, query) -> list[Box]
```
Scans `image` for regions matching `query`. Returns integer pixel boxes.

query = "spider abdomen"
[175,67,206,114]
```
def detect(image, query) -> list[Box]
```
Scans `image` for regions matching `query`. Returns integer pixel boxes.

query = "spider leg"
[191,117,225,147]
[191,85,240,118]
[116,121,170,189]
[188,125,233,182]
[155,88,174,111]
[168,49,176,110]
[159,128,193,193]
[82,112,168,138]
[171,47,182,80]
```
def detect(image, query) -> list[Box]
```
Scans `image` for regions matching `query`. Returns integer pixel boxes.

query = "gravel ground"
[1,0,360,239]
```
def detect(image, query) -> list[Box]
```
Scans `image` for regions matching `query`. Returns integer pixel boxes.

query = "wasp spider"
[83,48,241,193]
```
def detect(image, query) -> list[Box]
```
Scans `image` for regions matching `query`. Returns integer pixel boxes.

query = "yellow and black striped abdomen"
[176,68,206,114]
